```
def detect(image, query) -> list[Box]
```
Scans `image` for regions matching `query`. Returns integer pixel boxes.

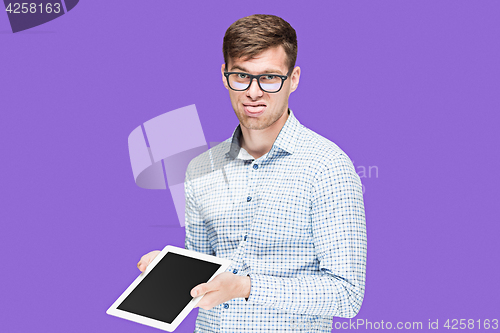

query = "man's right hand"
[137,250,161,273]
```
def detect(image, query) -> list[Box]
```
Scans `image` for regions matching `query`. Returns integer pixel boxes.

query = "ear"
[290,66,301,93]
[221,64,229,90]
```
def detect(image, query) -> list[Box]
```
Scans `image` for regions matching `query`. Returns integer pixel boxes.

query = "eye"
[264,75,276,80]
[237,73,249,79]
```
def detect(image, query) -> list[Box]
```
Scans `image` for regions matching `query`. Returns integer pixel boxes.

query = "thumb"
[191,283,208,297]
[137,260,148,273]
[137,250,160,272]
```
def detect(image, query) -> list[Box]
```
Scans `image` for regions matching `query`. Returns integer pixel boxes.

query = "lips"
[243,104,266,115]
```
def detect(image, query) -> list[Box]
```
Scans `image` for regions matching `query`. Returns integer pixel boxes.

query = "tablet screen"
[116,252,222,324]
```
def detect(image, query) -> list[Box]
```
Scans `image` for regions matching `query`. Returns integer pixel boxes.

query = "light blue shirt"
[185,110,367,332]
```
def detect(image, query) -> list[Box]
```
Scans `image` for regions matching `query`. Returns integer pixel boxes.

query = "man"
[138,14,367,332]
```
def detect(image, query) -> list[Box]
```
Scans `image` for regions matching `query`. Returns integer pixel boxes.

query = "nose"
[246,77,263,99]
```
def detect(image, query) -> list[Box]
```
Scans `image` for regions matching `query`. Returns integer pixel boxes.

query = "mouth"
[243,103,266,116]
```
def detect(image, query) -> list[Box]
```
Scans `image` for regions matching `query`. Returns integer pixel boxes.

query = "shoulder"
[294,124,356,175]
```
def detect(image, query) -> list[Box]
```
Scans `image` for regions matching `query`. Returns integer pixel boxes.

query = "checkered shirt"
[184,110,367,332]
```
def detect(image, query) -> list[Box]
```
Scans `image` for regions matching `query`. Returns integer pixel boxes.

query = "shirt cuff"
[245,274,250,301]
[246,273,277,306]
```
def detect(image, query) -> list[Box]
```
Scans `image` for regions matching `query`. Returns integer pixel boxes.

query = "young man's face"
[221,46,300,131]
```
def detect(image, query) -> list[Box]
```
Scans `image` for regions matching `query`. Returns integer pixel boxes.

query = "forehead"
[228,46,288,74]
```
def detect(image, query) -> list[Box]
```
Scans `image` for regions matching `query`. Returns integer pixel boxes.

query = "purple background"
[1,1,499,332]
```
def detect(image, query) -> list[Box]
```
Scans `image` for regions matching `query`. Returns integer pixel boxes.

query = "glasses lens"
[259,75,282,92]
[228,73,251,90]
[227,73,283,92]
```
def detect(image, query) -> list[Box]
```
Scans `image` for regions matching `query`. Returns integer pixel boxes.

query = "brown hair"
[223,14,297,72]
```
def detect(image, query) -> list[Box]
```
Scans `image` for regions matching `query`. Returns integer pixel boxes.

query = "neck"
[240,108,289,159]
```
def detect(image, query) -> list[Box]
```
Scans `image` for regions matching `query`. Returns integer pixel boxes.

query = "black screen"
[117,252,221,323]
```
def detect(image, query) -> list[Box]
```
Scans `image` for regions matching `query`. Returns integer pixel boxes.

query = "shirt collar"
[226,109,301,160]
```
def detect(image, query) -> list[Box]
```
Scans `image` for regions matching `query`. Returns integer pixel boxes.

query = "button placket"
[245,159,261,246]
[246,159,256,223]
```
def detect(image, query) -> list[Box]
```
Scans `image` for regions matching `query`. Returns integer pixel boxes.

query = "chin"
[242,118,272,131]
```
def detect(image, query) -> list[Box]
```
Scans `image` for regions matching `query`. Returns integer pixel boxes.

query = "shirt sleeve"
[184,163,215,256]
[247,153,367,318]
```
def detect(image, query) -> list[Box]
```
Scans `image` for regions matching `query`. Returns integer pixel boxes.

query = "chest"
[196,157,315,245]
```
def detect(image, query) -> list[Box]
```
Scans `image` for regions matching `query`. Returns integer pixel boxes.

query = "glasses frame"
[223,69,293,93]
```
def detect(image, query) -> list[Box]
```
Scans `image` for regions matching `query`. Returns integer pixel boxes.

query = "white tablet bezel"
[106,245,231,332]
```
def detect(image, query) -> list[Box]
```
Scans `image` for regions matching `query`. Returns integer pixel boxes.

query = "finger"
[137,251,160,272]
[191,283,209,297]
[192,278,222,297]
[147,251,161,264]
[145,253,154,265]
[197,299,211,310]
[195,292,216,310]
[137,256,149,272]
[137,256,147,270]
[137,261,147,273]
[191,283,206,297]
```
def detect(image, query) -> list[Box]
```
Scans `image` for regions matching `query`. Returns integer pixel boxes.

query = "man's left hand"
[191,272,251,310]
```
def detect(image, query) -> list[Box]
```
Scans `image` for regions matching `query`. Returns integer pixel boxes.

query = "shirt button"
[233,269,238,274]
[244,235,247,241]
[223,303,229,309]
[247,196,252,202]
[253,164,258,170]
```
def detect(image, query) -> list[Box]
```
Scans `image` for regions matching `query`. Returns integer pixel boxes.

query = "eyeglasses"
[223,69,292,93]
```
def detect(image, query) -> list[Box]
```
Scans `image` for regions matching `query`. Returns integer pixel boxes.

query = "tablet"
[106,245,231,332]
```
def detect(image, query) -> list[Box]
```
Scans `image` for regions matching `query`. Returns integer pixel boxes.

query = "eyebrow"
[229,65,285,75]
